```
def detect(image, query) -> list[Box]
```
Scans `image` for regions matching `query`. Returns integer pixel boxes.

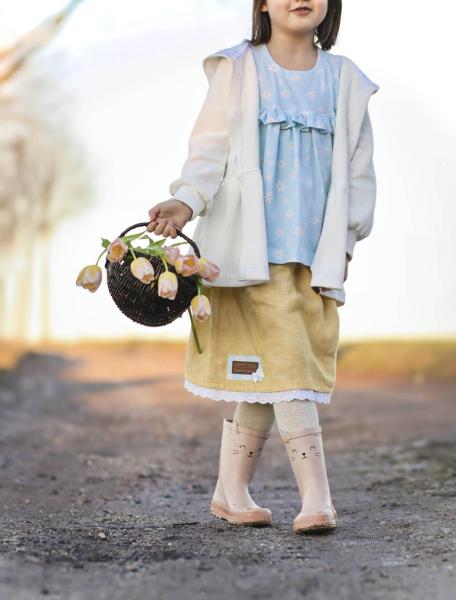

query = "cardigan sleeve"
[346,107,377,261]
[169,58,231,221]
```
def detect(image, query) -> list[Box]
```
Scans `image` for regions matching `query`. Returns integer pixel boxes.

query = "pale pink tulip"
[163,245,180,266]
[190,294,211,322]
[197,257,221,282]
[158,271,178,300]
[174,253,199,277]
[107,237,129,263]
[76,265,102,293]
[131,257,154,284]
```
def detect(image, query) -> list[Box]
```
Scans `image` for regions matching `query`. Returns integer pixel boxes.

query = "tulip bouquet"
[75,226,220,353]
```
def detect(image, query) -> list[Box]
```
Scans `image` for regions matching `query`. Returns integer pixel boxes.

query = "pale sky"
[2,0,456,342]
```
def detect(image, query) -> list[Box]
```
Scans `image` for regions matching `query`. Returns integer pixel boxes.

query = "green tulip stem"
[188,308,202,354]
[169,241,191,247]
[160,257,169,272]
[122,229,150,261]
[95,248,107,265]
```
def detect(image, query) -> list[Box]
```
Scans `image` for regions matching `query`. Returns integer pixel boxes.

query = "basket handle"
[114,221,201,258]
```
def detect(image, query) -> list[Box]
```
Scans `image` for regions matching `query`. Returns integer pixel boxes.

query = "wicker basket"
[104,221,201,328]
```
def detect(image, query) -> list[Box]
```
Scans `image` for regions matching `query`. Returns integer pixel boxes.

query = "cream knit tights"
[232,399,320,435]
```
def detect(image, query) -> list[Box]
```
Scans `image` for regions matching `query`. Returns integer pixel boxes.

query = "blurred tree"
[0,0,93,342]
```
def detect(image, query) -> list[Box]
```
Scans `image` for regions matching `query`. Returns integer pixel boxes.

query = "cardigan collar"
[202,38,250,81]
[202,38,379,100]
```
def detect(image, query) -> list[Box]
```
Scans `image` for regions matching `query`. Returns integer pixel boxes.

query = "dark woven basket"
[104,221,201,327]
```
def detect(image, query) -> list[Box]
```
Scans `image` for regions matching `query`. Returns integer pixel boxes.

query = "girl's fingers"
[157,218,173,236]
[147,209,162,231]
[154,219,167,235]
[148,205,161,219]
[163,221,177,238]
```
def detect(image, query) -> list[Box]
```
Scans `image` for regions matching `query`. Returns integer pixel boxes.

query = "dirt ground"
[0,344,455,600]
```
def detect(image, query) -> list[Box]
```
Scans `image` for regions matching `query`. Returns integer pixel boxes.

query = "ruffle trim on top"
[184,379,332,404]
[259,107,336,132]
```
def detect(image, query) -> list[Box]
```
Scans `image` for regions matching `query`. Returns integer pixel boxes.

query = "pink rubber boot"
[210,418,272,526]
[281,426,337,533]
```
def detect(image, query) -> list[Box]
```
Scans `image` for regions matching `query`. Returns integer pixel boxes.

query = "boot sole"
[293,512,337,534]
[210,500,272,526]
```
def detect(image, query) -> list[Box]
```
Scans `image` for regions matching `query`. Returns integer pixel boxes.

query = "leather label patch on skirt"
[227,355,264,382]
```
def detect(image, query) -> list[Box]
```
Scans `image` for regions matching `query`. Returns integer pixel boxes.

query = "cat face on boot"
[309,444,321,457]
[231,443,263,457]
[289,443,321,461]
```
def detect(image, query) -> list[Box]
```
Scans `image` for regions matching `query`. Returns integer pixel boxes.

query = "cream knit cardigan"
[169,38,380,307]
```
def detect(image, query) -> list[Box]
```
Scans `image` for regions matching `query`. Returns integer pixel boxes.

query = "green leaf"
[101,238,111,248]
[145,238,167,248]
[139,247,165,257]
[121,231,147,242]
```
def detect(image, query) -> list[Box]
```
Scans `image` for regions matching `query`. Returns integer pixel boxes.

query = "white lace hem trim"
[184,379,332,404]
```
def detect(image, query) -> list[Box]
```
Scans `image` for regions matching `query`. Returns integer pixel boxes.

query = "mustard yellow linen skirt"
[184,262,340,405]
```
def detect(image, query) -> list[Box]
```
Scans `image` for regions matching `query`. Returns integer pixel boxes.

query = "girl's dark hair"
[250,1,342,51]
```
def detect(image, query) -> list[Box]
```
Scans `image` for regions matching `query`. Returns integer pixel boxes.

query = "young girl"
[147,0,379,533]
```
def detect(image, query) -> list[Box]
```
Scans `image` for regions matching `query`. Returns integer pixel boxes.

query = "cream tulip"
[158,271,178,300]
[76,265,102,293]
[174,252,199,277]
[190,294,211,322]
[130,257,155,284]
[107,238,129,263]
[164,245,180,266]
[196,257,220,282]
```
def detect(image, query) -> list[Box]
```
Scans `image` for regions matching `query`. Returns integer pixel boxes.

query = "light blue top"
[251,43,341,266]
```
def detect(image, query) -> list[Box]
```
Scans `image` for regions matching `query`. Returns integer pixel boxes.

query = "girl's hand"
[147,198,193,239]
[319,255,350,293]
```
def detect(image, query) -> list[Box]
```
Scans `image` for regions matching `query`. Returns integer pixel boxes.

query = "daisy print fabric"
[251,43,342,266]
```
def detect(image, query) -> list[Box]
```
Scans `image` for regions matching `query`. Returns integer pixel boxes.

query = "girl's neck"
[265,32,318,71]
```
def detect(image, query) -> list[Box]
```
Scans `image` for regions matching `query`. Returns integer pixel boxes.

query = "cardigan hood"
[169,38,380,307]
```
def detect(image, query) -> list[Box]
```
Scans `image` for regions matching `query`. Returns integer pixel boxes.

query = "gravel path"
[0,348,455,600]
